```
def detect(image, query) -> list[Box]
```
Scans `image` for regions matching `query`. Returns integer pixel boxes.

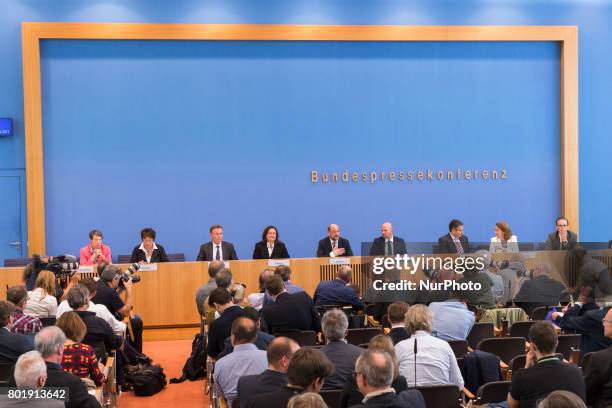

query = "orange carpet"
[119,340,209,408]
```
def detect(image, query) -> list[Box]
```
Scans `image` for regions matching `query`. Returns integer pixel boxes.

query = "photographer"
[513,263,569,316]
[91,265,143,353]
[23,256,81,302]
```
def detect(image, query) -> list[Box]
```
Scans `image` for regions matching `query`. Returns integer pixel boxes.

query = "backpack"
[169,332,207,383]
[125,363,167,396]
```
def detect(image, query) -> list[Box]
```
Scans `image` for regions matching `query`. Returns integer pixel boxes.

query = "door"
[0,175,24,265]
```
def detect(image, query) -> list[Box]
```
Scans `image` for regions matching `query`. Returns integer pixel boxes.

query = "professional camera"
[516,268,534,279]
[119,263,141,286]
[490,259,510,270]
[33,254,79,277]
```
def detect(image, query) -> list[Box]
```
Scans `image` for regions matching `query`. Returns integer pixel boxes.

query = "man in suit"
[316,224,354,257]
[197,224,238,261]
[260,276,321,334]
[513,263,569,316]
[585,308,612,408]
[320,309,363,390]
[313,266,364,310]
[369,222,407,256]
[237,337,300,408]
[245,348,333,408]
[437,219,470,254]
[206,287,246,358]
[35,326,101,408]
[352,350,425,408]
[553,304,612,359]
[0,300,34,364]
[387,302,410,345]
[544,217,578,250]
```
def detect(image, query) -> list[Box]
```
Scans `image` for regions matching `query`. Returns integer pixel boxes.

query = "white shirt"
[489,235,519,253]
[267,244,274,257]
[395,330,464,389]
[56,300,126,333]
[139,242,158,263]
[213,242,223,260]
[24,288,58,318]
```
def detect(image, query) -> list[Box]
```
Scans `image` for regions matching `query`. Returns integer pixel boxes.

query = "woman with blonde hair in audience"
[339,334,409,407]
[288,392,327,408]
[24,270,58,318]
[56,311,105,388]
[490,221,519,253]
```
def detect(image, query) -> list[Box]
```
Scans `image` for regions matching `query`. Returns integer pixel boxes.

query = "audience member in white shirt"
[23,271,58,318]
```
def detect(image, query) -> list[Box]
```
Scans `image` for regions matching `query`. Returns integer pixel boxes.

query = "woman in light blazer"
[489,221,519,253]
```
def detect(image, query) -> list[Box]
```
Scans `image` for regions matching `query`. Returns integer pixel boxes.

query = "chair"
[0,362,14,386]
[477,337,526,364]
[167,253,186,262]
[556,334,581,361]
[117,255,131,264]
[274,331,317,346]
[320,389,342,408]
[529,306,550,321]
[447,340,469,358]
[3,258,33,267]
[580,351,594,374]
[358,343,369,349]
[475,381,511,404]
[39,316,57,327]
[508,321,537,338]
[508,353,564,377]
[346,327,383,346]
[467,323,495,349]
[415,385,462,408]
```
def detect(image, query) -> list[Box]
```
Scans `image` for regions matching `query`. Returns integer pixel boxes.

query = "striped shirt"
[11,309,42,335]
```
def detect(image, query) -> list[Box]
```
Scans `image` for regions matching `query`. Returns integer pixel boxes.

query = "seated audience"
[204,268,234,324]
[23,270,58,318]
[247,268,275,311]
[584,308,612,408]
[437,219,470,255]
[316,223,354,258]
[313,265,364,310]
[507,321,585,408]
[544,217,578,251]
[320,309,363,390]
[513,263,568,316]
[206,287,245,359]
[214,317,268,405]
[195,260,224,316]
[553,304,612,358]
[261,265,305,305]
[130,227,169,263]
[458,259,496,310]
[252,225,290,259]
[387,302,410,344]
[0,300,34,363]
[260,275,321,334]
[429,289,475,341]
[221,306,275,355]
[56,311,105,387]
[246,348,333,408]
[538,391,587,408]
[341,335,410,407]
[237,337,300,408]
[489,221,519,253]
[395,304,463,389]
[35,326,101,408]
[288,392,327,408]
[79,229,112,266]
[352,349,425,408]
[0,350,64,407]
[230,282,247,306]
[7,285,42,335]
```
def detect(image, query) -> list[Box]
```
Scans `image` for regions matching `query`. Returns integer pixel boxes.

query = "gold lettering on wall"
[311,168,509,184]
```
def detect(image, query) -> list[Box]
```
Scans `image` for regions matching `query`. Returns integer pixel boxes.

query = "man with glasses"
[585,309,612,408]
[544,217,577,250]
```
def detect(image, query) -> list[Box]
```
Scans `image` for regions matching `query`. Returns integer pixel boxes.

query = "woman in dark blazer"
[252,225,290,259]
[130,227,169,263]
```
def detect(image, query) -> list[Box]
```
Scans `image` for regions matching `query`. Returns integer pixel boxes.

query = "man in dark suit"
[245,348,333,408]
[237,337,299,408]
[197,224,238,261]
[35,326,101,408]
[585,308,612,408]
[369,222,407,256]
[513,263,569,316]
[0,300,33,363]
[206,288,246,358]
[313,266,364,310]
[553,304,612,359]
[437,219,470,254]
[387,302,410,345]
[261,276,321,334]
[317,223,354,257]
[352,350,425,408]
[544,217,578,250]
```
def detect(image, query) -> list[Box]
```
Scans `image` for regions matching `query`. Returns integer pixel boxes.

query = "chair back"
[415,385,462,408]
[476,381,511,404]
[346,327,383,346]
[508,321,536,338]
[477,337,526,364]
[467,323,494,349]
[0,362,14,386]
[556,334,581,360]
[320,389,342,408]
[117,255,131,264]
[509,353,564,376]
[274,331,317,346]
[447,340,469,358]
[580,351,594,374]
[167,253,186,262]
[529,307,550,321]
[3,258,33,267]
[39,316,57,327]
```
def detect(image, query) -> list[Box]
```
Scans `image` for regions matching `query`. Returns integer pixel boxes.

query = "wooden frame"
[22,23,578,255]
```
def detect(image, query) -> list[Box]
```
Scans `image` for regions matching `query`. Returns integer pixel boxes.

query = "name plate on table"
[77,265,94,274]
[208,261,230,268]
[521,251,536,259]
[329,257,351,265]
[268,259,290,267]
[138,263,158,271]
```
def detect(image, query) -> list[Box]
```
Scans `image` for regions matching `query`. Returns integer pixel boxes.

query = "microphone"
[413,337,418,389]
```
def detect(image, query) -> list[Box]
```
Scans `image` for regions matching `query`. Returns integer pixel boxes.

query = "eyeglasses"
[603,319,612,325]
[556,224,568,227]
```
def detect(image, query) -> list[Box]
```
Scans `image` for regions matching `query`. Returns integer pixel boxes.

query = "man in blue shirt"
[429,289,475,341]
[313,266,364,310]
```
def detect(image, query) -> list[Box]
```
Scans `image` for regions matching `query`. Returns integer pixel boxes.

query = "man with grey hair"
[313,265,363,310]
[320,308,363,390]
[204,268,235,323]
[195,260,224,316]
[0,351,63,407]
[352,350,425,408]
[35,326,101,408]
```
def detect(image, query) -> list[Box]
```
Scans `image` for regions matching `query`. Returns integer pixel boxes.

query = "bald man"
[369,222,407,256]
[316,224,354,257]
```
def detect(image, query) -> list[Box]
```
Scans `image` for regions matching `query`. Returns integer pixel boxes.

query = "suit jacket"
[246,386,304,408]
[585,346,612,408]
[349,390,425,408]
[341,374,409,408]
[437,233,470,254]
[129,243,169,263]
[237,369,287,408]
[197,241,238,261]
[0,327,34,363]
[369,236,407,256]
[321,340,364,390]
[544,230,578,250]
[44,361,101,408]
[317,236,354,257]
[260,292,321,334]
[389,327,410,345]
[252,241,290,259]
[206,305,246,358]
